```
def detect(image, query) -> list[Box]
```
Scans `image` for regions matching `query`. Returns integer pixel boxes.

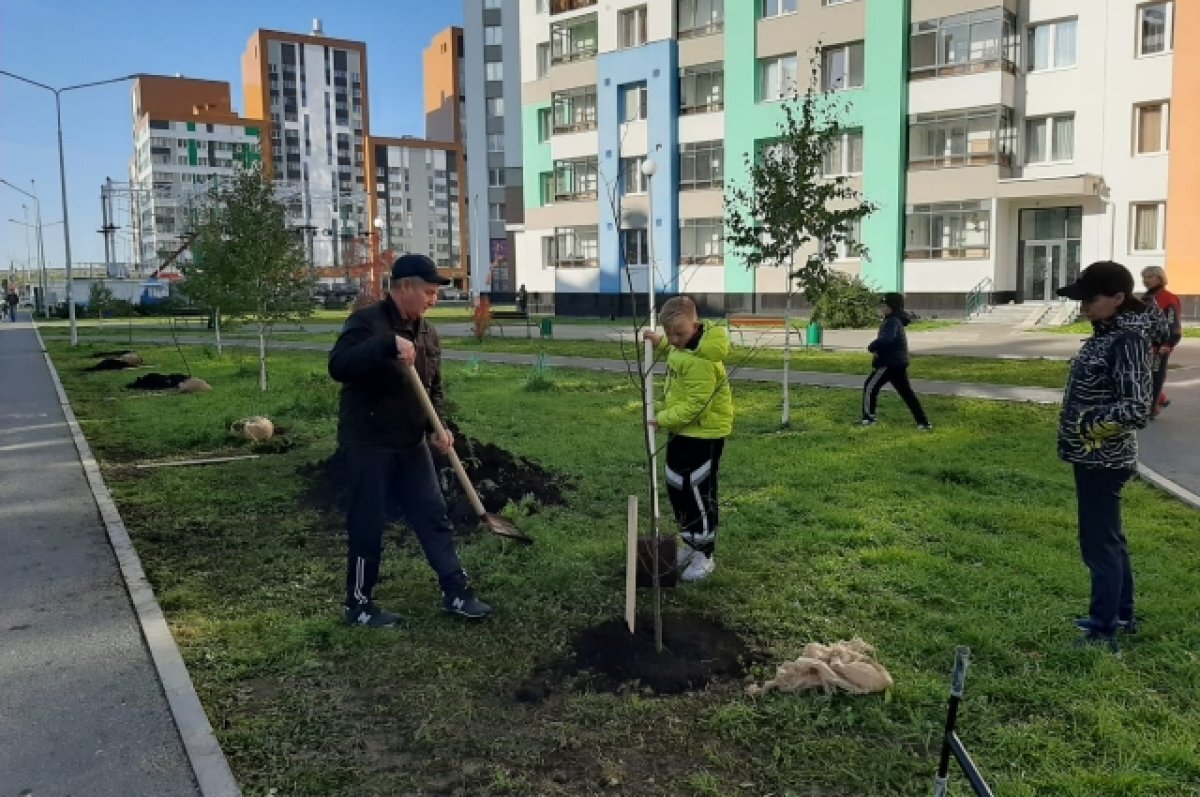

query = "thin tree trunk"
[214,308,223,356]
[782,290,792,427]
[258,322,267,391]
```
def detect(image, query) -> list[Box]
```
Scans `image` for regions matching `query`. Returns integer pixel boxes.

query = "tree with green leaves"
[725,56,877,426]
[87,280,115,325]
[183,166,313,390]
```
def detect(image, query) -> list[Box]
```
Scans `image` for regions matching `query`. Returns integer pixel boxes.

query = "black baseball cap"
[1057,261,1135,301]
[390,254,451,285]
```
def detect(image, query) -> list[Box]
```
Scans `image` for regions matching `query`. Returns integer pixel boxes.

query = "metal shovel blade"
[480,512,534,545]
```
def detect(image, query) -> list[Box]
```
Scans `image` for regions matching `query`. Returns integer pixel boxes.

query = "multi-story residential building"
[515,0,1197,315]
[367,136,467,279]
[242,21,371,273]
[464,0,525,296]
[128,75,261,270]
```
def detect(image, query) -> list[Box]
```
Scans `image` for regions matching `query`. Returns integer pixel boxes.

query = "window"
[1132,203,1166,252]
[762,0,797,18]
[487,97,505,117]
[488,132,506,151]
[831,217,862,260]
[1136,102,1169,154]
[553,156,599,201]
[822,42,864,90]
[759,54,798,101]
[551,226,599,268]
[677,0,723,38]
[551,14,598,63]
[911,10,1018,79]
[537,0,549,12]
[539,172,555,204]
[488,168,506,187]
[619,6,647,49]
[679,140,724,190]
[484,0,502,8]
[905,201,991,260]
[623,83,647,123]
[621,228,649,265]
[908,106,1015,169]
[622,156,647,194]
[1025,114,1075,163]
[537,108,552,142]
[1138,2,1173,56]
[1028,19,1077,71]
[823,129,864,176]
[489,203,506,222]
[484,26,503,45]
[551,88,598,133]
[680,218,724,265]
[485,61,504,81]
[680,63,724,114]
[536,43,552,78]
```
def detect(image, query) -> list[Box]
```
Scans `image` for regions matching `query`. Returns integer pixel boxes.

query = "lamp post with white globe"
[639,156,665,651]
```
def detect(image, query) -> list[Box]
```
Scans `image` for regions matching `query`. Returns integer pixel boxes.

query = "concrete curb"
[1137,463,1200,511]
[35,328,241,797]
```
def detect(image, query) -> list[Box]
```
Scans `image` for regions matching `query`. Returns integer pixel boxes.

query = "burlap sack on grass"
[177,377,212,393]
[746,638,893,696]
[232,416,274,442]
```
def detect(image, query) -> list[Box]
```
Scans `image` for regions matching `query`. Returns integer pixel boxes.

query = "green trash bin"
[540,317,553,339]
[805,322,823,348]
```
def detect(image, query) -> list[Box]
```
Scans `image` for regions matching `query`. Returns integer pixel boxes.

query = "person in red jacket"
[1141,266,1182,418]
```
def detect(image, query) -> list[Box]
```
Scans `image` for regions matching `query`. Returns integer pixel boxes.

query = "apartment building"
[515,0,1196,315]
[242,21,370,273]
[367,136,467,279]
[463,0,525,295]
[129,75,261,270]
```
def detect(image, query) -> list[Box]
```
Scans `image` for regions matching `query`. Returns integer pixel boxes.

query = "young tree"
[725,57,877,426]
[184,167,313,390]
[87,280,116,325]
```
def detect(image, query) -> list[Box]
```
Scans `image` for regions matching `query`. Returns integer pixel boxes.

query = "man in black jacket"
[860,292,931,430]
[329,254,493,628]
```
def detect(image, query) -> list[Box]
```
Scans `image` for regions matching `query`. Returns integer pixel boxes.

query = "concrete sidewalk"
[0,314,203,797]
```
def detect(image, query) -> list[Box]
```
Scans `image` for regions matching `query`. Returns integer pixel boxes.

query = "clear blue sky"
[0,0,462,273]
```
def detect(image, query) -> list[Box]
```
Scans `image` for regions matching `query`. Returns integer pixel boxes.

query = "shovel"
[401,362,534,545]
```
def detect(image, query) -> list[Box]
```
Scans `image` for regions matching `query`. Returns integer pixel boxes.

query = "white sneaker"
[680,553,715,582]
[676,541,696,570]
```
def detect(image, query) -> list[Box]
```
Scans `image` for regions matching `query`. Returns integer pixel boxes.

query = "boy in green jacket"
[644,296,734,582]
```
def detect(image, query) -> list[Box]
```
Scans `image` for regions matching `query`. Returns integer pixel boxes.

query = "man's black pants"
[665,435,725,556]
[862,365,929,425]
[1074,464,1135,634]
[1152,349,1171,404]
[344,442,467,608]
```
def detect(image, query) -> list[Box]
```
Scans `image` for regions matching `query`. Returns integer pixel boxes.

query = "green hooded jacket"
[656,321,734,439]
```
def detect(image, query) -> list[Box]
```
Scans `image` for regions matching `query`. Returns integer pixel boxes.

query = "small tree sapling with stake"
[725,52,876,427]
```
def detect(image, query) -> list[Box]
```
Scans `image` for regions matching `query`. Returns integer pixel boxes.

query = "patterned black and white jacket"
[1058,310,1154,470]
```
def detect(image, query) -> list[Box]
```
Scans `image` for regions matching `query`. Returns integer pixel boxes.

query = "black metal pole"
[934,646,970,796]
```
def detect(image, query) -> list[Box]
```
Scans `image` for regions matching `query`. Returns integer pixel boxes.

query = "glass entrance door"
[1023,240,1079,301]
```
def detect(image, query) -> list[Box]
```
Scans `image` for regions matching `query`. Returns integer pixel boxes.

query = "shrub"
[810,273,879,330]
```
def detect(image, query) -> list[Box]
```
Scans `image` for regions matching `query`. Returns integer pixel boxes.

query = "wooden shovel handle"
[401,362,488,518]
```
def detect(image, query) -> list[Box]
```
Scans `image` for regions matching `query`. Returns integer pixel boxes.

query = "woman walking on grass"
[1056,261,1155,654]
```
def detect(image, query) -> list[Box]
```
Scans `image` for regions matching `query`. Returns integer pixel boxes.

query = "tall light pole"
[2,179,57,318]
[639,156,665,651]
[1,70,138,344]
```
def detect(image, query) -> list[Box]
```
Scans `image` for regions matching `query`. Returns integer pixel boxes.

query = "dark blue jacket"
[867,312,911,368]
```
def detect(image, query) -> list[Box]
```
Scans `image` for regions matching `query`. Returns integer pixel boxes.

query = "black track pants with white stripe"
[665,435,725,556]
[862,365,929,425]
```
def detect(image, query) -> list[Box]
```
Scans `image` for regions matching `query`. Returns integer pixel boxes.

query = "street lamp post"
[1,70,138,344]
[639,156,665,651]
[1,179,52,318]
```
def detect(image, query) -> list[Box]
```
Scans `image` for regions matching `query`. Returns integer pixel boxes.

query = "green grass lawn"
[41,326,1069,389]
[46,341,1200,796]
[1043,321,1200,338]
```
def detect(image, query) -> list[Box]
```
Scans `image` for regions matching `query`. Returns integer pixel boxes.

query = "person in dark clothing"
[1056,261,1155,653]
[516,284,528,314]
[5,289,17,322]
[1141,266,1182,418]
[861,292,931,430]
[329,254,493,628]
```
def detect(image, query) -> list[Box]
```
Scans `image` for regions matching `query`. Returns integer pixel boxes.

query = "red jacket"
[1146,287,1183,347]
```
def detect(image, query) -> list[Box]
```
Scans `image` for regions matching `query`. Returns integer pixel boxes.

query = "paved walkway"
[0,314,201,797]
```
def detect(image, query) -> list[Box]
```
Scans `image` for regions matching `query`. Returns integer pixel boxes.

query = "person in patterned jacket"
[1141,266,1183,418]
[1056,261,1155,653]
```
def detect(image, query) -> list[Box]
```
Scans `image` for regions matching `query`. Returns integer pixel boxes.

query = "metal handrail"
[965,276,994,319]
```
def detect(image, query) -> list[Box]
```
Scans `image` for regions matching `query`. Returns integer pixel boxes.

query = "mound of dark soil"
[517,614,753,701]
[87,358,137,372]
[127,373,191,390]
[302,424,567,534]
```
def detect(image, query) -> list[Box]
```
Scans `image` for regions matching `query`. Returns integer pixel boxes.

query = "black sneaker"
[1073,629,1120,654]
[1074,616,1139,635]
[442,589,494,619]
[344,602,406,628]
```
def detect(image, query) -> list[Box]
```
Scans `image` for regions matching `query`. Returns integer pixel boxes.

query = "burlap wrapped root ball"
[177,377,212,393]
[117,352,143,367]
[746,638,893,696]
[231,416,275,442]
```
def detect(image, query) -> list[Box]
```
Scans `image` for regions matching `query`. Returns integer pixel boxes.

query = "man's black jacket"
[328,295,444,451]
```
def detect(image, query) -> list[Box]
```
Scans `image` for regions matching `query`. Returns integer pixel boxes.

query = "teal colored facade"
[522,102,552,210]
[723,0,909,294]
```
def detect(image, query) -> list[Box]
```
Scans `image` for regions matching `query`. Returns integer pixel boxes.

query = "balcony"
[553,157,599,202]
[551,14,598,64]
[551,89,598,134]
[908,106,1015,171]
[910,8,1018,81]
[551,0,596,14]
